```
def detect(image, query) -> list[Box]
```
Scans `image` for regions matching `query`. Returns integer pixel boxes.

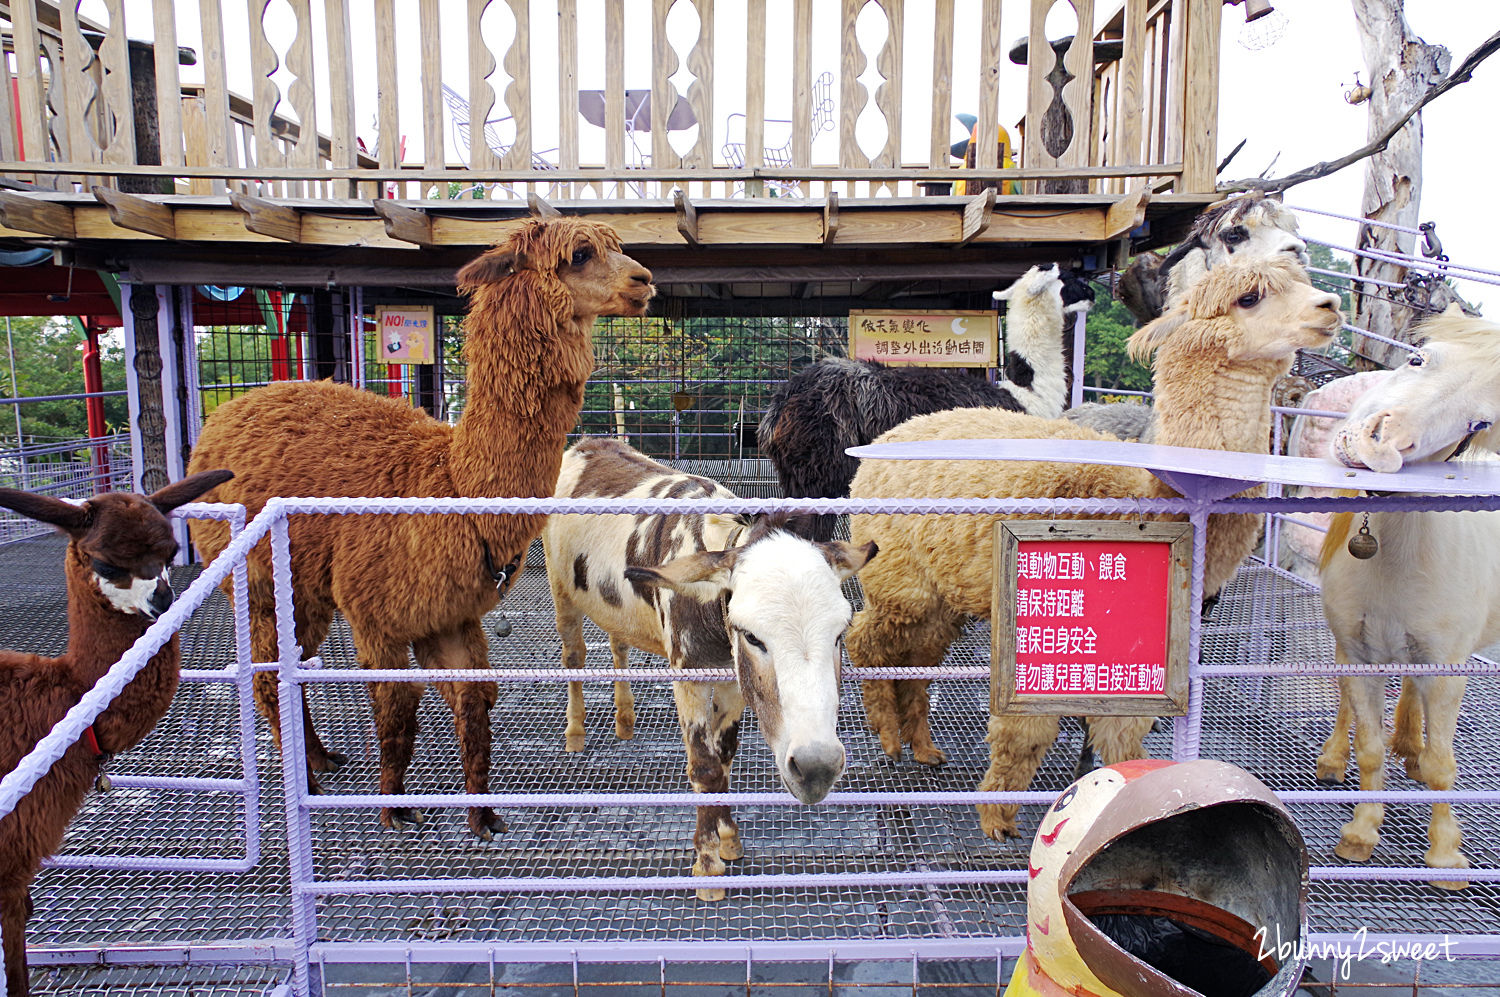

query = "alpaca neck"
[62,549,181,755]
[448,296,597,499]
[1149,353,1285,465]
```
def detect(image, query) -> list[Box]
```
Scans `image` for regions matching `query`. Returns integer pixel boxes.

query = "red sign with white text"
[1013,540,1170,696]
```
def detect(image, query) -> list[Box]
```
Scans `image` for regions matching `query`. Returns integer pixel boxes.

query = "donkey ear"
[150,469,234,513]
[456,249,518,294]
[624,547,739,601]
[817,539,878,581]
[0,488,91,534]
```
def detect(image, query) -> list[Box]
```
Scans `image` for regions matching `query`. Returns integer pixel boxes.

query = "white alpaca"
[845,256,1342,839]
[1315,308,1500,889]
[994,263,1069,419]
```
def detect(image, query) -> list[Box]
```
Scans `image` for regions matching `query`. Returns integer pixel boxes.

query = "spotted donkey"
[543,438,876,899]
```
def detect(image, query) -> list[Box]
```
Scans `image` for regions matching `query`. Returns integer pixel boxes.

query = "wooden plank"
[96,0,135,166]
[465,0,499,171]
[1162,0,1188,176]
[823,191,839,245]
[650,0,673,174]
[228,191,303,242]
[501,0,533,171]
[974,0,1003,170]
[372,200,435,246]
[960,188,995,244]
[59,3,98,168]
[181,97,212,196]
[1117,0,1147,171]
[872,0,904,171]
[968,208,1106,243]
[375,0,401,178]
[1179,0,1219,192]
[527,192,560,218]
[247,0,283,174]
[0,191,75,237]
[604,0,625,178]
[790,0,813,196]
[419,0,443,195]
[839,0,867,170]
[673,189,699,245]
[557,0,580,188]
[92,186,175,238]
[198,0,233,192]
[746,0,766,170]
[929,0,954,168]
[151,0,184,168]
[324,0,358,197]
[283,0,318,171]
[10,0,47,172]
[1103,187,1151,238]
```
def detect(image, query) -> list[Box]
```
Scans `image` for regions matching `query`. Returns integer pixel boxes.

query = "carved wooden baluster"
[198,0,235,194]
[325,0,360,198]
[10,1,50,188]
[59,1,103,184]
[498,0,532,176]
[466,0,500,176]
[557,0,580,199]
[418,0,442,199]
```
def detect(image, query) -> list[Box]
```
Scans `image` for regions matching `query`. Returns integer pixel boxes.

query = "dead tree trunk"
[1349,0,1450,368]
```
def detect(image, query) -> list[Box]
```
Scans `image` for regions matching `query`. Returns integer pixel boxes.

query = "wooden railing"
[0,0,1221,201]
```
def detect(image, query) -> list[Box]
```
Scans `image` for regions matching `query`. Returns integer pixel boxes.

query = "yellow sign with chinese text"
[849,310,997,367]
[375,305,436,364]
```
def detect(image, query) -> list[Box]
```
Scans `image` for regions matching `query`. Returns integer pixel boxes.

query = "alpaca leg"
[896,680,946,766]
[1410,676,1469,889]
[977,713,1061,840]
[358,633,425,831]
[859,678,902,759]
[1316,647,1355,784]
[424,622,507,839]
[1391,677,1426,782]
[672,679,745,900]
[2,886,30,997]
[610,635,636,741]
[1087,715,1155,764]
[1334,675,1388,863]
[554,599,588,752]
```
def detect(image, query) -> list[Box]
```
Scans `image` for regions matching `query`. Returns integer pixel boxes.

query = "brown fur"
[845,256,1342,840]
[0,471,231,996]
[186,219,652,838]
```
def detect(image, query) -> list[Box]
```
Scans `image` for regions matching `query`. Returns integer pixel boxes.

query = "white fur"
[95,567,169,618]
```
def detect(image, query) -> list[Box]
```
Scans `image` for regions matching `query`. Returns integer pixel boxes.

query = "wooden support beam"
[1103,188,1151,240]
[527,192,560,218]
[372,200,435,246]
[91,187,175,239]
[960,188,996,245]
[0,193,75,238]
[228,192,303,242]
[823,191,839,245]
[673,189,699,246]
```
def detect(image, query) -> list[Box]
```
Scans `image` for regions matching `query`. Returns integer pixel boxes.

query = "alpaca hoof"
[1404,758,1425,783]
[1334,836,1376,863]
[564,733,586,753]
[469,807,508,838]
[877,732,903,761]
[697,886,727,902]
[1315,758,1347,784]
[719,836,744,862]
[615,720,635,741]
[311,749,347,774]
[912,743,947,767]
[978,804,1020,841]
[381,806,425,831]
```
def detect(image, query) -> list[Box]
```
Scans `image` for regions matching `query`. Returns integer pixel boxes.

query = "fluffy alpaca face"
[74,492,183,619]
[555,232,655,319]
[1199,195,1308,271]
[457,219,655,321]
[1331,310,1500,471]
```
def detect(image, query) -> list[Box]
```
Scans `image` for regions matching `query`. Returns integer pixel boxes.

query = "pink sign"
[1012,540,1170,697]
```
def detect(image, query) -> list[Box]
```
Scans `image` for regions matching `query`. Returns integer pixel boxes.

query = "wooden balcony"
[0,0,1227,286]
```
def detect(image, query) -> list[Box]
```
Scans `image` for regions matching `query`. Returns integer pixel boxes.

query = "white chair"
[721,71,835,196]
[441,84,556,197]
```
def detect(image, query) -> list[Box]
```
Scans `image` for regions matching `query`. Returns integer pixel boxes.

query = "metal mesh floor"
[5,528,1499,988]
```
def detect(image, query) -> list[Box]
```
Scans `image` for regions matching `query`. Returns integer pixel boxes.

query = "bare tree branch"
[1223,27,1500,194]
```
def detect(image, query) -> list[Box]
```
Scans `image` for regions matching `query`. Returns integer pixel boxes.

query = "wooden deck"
[0,0,1225,293]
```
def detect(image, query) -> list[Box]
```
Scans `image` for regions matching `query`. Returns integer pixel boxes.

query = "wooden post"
[1177,0,1220,192]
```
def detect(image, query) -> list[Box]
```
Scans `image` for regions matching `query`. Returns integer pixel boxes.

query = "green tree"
[0,316,128,442]
[1083,296,1153,395]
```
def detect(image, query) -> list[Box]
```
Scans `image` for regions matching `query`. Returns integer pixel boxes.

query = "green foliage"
[1083,295,1153,394]
[196,325,278,414]
[0,316,128,442]
[1306,243,1356,360]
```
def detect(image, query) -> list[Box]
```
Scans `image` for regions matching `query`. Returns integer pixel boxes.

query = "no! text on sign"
[991,521,1192,716]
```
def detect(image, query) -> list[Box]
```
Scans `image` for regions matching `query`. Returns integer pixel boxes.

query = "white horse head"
[1331,306,1500,472]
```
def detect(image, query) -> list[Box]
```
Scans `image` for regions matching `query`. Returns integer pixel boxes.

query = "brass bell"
[94,773,112,793]
[1348,518,1378,559]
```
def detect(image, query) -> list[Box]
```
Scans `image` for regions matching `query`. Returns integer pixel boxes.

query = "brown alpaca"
[0,471,233,997]
[187,219,653,838]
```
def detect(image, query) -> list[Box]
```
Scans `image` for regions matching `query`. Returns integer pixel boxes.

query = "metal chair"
[721,71,835,195]
[441,84,556,197]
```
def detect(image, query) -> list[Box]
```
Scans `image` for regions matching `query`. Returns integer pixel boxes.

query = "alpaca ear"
[1126,306,1188,363]
[0,488,91,534]
[624,548,738,601]
[150,469,234,513]
[456,249,519,294]
[817,539,877,580]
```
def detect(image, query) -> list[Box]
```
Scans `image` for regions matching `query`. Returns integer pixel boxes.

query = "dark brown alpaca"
[0,471,233,997]
[187,218,653,838]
